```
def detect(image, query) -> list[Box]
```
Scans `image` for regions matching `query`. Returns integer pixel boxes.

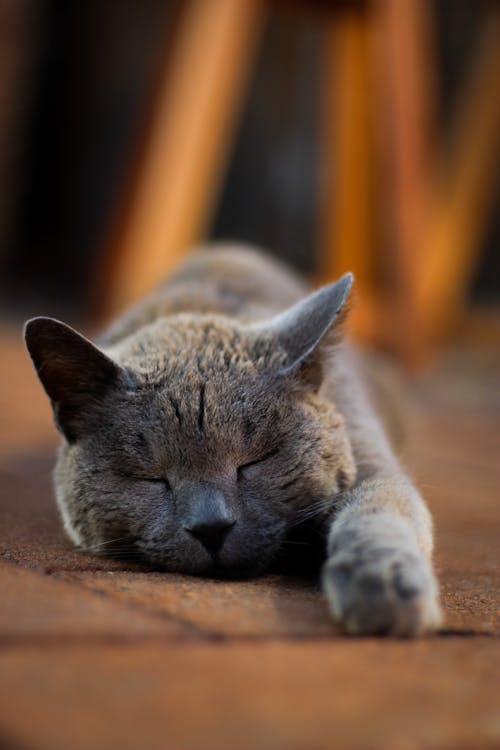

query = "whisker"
[93,549,144,559]
[294,498,333,517]
[78,534,135,551]
[289,498,336,527]
[78,542,139,555]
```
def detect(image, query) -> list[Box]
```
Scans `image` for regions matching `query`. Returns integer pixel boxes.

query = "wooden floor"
[0,325,499,750]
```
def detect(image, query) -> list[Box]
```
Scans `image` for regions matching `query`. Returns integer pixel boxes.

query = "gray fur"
[24,244,441,634]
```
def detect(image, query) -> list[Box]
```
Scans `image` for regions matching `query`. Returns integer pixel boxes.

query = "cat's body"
[25,244,441,635]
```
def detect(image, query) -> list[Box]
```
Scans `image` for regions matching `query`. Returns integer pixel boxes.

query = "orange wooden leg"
[98,0,265,318]
[374,0,436,366]
[416,11,500,347]
[319,8,373,287]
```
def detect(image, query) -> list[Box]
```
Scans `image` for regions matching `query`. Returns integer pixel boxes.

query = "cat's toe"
[322,549,442,636]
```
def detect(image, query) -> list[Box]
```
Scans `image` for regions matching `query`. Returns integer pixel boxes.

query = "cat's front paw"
[322,546,442,636]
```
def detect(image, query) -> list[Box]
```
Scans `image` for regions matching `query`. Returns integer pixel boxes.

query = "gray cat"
[24,244,441,635]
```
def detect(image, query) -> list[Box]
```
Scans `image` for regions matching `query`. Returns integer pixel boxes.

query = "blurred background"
[0,0,499,367]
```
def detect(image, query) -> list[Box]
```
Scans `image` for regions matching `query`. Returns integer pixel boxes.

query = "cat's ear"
[24,317,123,442]
[254,273,353,389]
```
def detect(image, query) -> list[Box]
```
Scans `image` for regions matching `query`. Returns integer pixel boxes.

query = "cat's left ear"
[253,273,353,389]
[24,316,124,442]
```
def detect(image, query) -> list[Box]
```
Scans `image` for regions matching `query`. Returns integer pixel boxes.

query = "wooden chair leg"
[380,1,500,363]
[416,11,500,348]
[98,0,265,318]
[318,4,376,341]
[375,0,436,367]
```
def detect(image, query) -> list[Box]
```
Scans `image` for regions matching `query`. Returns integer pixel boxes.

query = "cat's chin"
[137,552,269,579]
[184,554,271,580]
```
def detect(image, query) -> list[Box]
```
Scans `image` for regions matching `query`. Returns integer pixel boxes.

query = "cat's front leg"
[322,476,442,636]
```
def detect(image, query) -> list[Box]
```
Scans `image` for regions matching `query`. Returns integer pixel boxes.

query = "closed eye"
[149,478,171,491]
[122,474,171,491]
[237,446,281,480]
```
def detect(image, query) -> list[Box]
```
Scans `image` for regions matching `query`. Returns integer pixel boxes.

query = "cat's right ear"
[251,273,353,390]
[24,317,123,443]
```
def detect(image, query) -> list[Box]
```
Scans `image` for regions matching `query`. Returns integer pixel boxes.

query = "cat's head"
[24,275,356,576]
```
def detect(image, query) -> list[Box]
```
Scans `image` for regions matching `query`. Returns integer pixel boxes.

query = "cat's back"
[163,243,307,315]
[101,243,307,345]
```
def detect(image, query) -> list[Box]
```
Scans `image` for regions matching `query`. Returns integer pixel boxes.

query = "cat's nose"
[185,518,235,554]
[178,481,236,555]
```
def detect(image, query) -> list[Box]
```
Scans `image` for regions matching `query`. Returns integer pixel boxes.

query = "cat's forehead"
[100,317,293,466]
[113,314,284,381]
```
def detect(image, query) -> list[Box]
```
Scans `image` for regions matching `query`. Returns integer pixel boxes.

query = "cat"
[24,244,442,636]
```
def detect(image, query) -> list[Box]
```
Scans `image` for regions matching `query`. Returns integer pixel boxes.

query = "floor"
[0,326,499,750]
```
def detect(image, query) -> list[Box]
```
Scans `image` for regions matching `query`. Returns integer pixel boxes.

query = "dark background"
[0,0,498,319]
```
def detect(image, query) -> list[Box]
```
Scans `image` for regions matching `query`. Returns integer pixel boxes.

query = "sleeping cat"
[24,244,441,636]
